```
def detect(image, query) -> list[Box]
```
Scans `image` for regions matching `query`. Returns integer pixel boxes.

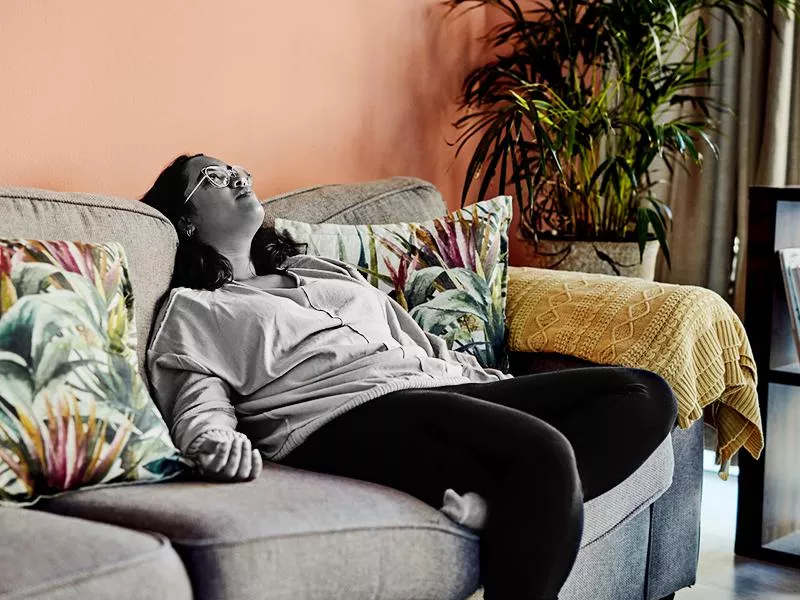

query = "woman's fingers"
[192,433,262,482]
[236,439,253,480]
[202,436,235,474]
[250,449,263,480]
[222,437,244,479]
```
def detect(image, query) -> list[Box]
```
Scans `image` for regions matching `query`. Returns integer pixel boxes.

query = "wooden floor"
[676,468,800,599]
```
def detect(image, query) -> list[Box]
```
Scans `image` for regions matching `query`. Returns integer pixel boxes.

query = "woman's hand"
[185,429,263,482]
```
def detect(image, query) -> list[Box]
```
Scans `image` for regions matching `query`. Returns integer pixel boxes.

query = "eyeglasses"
[184,165,253,204]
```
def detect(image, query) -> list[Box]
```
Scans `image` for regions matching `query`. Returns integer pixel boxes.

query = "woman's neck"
[228,253,257,280]
[212,241,256,281]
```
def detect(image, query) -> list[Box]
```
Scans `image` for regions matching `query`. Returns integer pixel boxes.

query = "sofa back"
[0,177,447,378]
[260,176,446,226]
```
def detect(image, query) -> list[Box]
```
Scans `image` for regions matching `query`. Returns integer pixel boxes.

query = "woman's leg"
[438,366,678,500]
[280,389,583,600]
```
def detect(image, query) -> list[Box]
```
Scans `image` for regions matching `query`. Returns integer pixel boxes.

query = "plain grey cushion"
[0,508,191,600]
[261,176,447,227]
[645,420,704,599]
[36,463,480,600]
[582,433,674,547]
[560,501,653,600]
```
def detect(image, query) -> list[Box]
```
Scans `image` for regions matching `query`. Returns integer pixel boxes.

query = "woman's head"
[142,154,264,246]
[141,154,305,290]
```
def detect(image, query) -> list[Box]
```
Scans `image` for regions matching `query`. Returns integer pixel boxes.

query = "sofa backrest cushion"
[261,176,447,226]
[0,186,177,380]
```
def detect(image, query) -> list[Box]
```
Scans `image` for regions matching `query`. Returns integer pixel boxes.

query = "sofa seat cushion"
[582,433,674,548]
[0,508,191,600]
[36,464,480,600]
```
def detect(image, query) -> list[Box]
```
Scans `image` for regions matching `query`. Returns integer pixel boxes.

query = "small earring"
[179,219,195,238]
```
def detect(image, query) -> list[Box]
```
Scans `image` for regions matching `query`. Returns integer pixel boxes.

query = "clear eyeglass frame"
[184,165,252,204]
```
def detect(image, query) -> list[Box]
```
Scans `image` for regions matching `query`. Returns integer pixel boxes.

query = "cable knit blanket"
[505,266,763,479]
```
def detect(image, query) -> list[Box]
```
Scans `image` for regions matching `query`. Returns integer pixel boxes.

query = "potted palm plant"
[445,0,795,278]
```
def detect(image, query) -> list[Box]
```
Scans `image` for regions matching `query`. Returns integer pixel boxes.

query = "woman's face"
[183,155,265,243]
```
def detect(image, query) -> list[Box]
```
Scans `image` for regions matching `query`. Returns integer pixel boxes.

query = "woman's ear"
[177,216,196,238]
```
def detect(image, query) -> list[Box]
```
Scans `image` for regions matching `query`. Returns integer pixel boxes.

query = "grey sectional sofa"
[0,178,702,600]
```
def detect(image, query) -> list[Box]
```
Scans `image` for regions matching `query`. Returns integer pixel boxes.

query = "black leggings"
[280,367,678,600]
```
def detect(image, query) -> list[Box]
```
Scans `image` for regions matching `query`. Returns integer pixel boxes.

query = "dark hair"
[140,154,306,290]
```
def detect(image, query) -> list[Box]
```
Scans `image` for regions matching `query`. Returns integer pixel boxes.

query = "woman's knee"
[516,425,582,501]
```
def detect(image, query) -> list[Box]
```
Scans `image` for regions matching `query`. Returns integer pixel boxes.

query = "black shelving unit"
[735,186,800,568]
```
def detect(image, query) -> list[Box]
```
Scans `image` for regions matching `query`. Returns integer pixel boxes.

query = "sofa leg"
[658,594,676,600]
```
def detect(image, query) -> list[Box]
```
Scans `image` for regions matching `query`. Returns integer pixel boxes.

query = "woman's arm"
[147,289,262,481]
[148,355,262,482]
[148,361,238,454]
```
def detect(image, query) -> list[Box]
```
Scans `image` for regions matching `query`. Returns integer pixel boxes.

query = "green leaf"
[460,117,509,206]
[646,197,673,225]
[9,262,63,297]
[33,336,85,392]
[509,89,529,111]
[649,26,664,68]
[646,208,671,268]
[477,129,510,202]
[441,268,491,306]
[616,156,639,190]
[409,289,487,329]
[637,207,650,261]
[666,1,681,38]
[0,352,33,408]
[405,267,447,308]
[4,292,106,368]
[696,130,720,160]
[367,226,379,288]
[588,157,614,195]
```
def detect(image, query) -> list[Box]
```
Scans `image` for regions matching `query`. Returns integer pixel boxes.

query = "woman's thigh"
[279,388,575,509]
[439,367,678,499]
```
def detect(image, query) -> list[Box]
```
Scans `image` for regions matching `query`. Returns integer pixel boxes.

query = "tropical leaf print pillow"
[275,195,512,369]
[0,239,186,506]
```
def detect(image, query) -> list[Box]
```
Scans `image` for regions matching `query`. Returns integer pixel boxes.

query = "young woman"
[141,154,677,600]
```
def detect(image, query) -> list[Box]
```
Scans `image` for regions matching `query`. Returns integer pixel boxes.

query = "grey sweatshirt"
[147,254,511,461]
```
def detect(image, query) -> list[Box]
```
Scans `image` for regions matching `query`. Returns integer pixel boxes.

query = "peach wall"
[0,1,487,211]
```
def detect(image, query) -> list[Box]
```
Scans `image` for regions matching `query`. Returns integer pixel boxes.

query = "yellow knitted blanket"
[505,266,763,477]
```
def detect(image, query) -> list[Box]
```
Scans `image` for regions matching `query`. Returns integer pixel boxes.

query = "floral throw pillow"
[0,239,186,506]
[276,196,512,369]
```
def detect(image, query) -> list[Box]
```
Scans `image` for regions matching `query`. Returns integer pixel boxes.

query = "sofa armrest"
[505,267,611,374]
[504,265,657,355]
[507,351,599,376]
[504,266,632,375]
[503,264,762,472]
